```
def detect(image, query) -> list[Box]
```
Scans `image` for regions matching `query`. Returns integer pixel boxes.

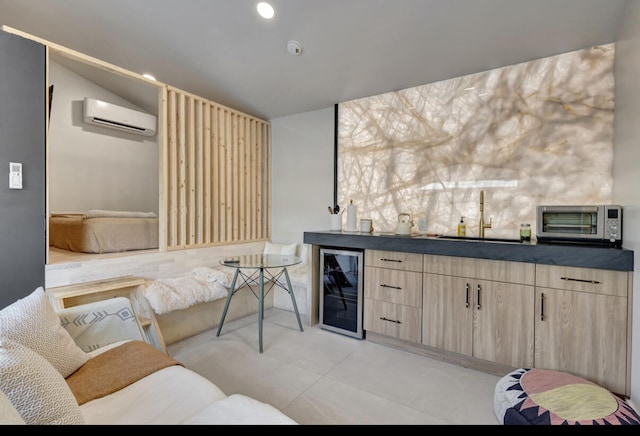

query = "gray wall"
[0,31,45,307]
[612,0,640,409]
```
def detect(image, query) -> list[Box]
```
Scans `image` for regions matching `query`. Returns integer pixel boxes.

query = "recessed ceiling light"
[257,2,274,19]
[142,73,156,81]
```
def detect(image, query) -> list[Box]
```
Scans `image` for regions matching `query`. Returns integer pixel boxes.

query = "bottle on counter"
[520,223,531,242]
[457,216,466,236]
[346,199,358,232]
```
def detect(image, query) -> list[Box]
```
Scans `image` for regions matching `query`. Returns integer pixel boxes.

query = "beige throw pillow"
[0,287,89,378]
[0,338,84,425]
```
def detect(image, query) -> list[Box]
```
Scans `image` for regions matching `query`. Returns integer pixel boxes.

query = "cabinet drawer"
[535,264,628,297]
[363,298,422,343]
[423,255,535,285]
[365,249,423,272]
[364,267,422,307]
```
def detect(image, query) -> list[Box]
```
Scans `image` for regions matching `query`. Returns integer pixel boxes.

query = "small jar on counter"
[520,224,531,242]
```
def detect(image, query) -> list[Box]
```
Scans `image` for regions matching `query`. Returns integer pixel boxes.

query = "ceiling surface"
[0,0,629,120]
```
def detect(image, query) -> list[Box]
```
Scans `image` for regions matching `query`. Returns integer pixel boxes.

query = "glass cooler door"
[319,248,364,339]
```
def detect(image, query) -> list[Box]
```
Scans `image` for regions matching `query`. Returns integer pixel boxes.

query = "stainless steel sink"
[433,235,523,243]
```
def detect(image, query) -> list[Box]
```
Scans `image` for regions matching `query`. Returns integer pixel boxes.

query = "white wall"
[270,107,335,245]
[613,0,640,407]
[48,61,159,213]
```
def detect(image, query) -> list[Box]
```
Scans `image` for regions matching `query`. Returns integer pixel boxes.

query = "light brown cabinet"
[363,249,423,343]
[358,248,632,396]
[535,264,630,395]
[422,255,535,368]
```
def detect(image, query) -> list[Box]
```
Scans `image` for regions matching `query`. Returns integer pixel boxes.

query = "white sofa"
[0,287,296,425]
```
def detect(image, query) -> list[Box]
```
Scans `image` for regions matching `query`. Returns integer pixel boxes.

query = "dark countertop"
[303,231,634,272]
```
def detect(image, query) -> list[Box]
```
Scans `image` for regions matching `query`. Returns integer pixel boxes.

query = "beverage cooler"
[319,248,364,339]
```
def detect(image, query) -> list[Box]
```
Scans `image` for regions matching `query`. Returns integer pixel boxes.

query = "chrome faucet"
[479,190,492,238]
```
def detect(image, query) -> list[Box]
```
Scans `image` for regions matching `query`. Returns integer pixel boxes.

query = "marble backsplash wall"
[338,44,615,239]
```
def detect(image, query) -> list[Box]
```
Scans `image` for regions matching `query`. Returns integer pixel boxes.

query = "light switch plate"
[9,162,22,189]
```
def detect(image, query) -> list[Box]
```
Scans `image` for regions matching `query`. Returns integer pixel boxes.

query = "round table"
[216,254,304,353]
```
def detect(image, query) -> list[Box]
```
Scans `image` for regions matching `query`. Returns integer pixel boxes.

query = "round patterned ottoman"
[494,368,640,425]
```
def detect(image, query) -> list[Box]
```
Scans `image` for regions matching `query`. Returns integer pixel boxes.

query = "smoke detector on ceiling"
[287,40,303,56]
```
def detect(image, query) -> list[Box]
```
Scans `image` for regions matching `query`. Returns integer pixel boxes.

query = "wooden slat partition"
[1,26,270,258]
[165,87,270,249]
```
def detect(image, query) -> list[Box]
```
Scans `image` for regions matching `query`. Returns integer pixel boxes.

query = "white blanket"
[143,263,308,316]
[143,275,228,315]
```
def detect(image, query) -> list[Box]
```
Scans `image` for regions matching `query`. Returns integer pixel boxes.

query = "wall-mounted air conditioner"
[83,97,157,136]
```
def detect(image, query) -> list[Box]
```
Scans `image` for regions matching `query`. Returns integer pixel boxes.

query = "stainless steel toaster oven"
[536,205,622,247]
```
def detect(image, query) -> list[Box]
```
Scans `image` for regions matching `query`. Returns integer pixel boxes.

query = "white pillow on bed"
[263,242,298,256]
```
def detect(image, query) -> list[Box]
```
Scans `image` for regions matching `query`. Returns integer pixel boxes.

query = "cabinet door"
[534,287,627,395]
[473,281,534,368]
[422,274,473,356]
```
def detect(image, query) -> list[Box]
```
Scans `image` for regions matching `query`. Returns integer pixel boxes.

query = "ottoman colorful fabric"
[494,368,640,425]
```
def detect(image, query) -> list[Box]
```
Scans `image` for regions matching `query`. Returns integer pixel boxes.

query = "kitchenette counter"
[303,231,634,271]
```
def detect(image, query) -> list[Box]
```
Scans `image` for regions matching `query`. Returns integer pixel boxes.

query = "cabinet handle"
[561,276,600,284]
[379,316,401,324]
[380,284,401,290]
[540,292,545,321]
[476,283,481,310]
[380,258,402,263]
[465,283,470,308]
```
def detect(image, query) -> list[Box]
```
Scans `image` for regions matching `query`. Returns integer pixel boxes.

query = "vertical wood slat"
[212,105,220,243]
[243,117,251,240]
[237,116,249,241]
[225,110,233,241]
[219,108,228,242]
[168,91,178,247]
[231,114,242,241]
[178,94,187,247]
[165,86,270,250]
[187,96,196,245]
[158,87,168,250]
[203,103,211,244]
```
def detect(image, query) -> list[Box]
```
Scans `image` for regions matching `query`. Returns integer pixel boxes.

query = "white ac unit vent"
[83,98,157,136]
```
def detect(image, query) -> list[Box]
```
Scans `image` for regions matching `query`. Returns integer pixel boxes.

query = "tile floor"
[167,308,502,425]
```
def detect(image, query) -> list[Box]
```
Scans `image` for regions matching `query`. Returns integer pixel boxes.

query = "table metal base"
[216,266,303,353]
